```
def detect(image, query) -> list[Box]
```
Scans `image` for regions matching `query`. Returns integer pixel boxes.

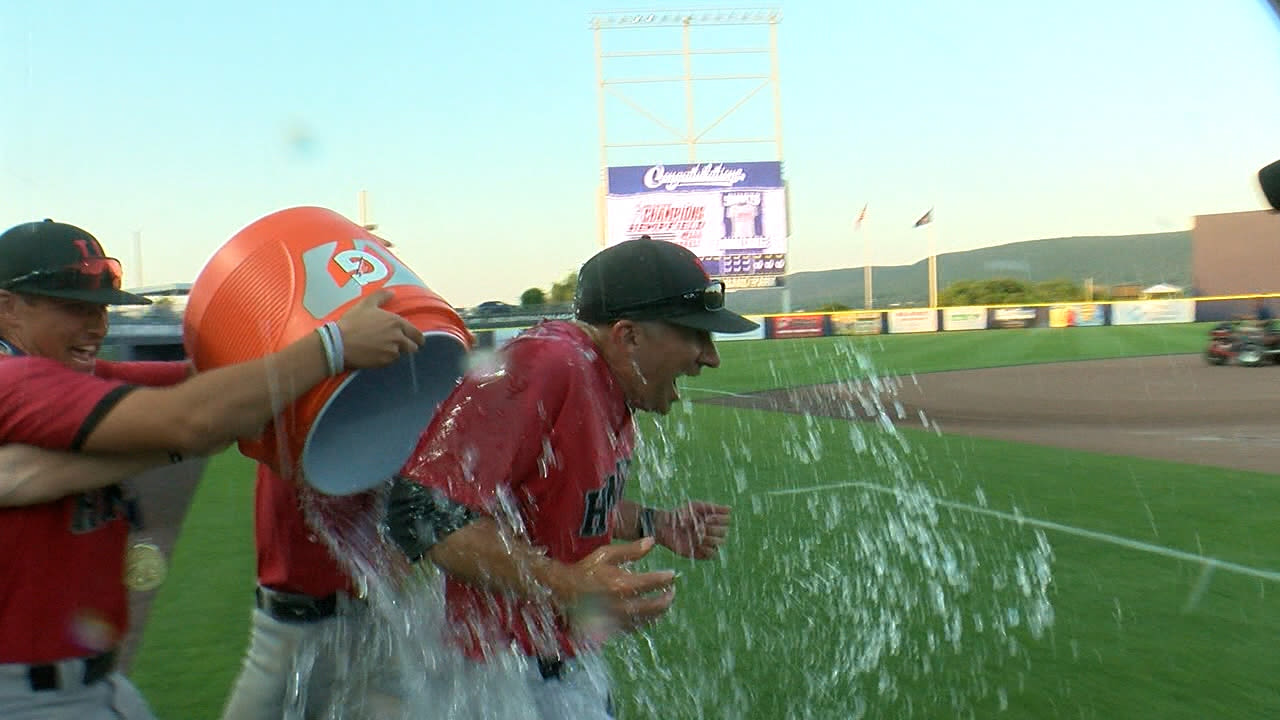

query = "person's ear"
[0,291,19,323]
[608,319,641,350]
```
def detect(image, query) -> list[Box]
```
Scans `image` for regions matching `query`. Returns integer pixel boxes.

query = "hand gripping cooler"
[182,206,471,495]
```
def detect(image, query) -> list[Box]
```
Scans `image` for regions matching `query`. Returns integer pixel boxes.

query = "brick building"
[1191,209,1280,296]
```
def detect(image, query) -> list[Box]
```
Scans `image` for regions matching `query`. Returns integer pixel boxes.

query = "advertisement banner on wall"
[989,307,1042,329]
[471,326,533,350]
[714,316,767,342]
[1111,299,1195,325]
[887,309,938,334]
[830,311,883,336]
[768,314,827,339]
[606,162,787,286]
[1049,303,1106,328]
[943,307,988,331]
[492,327,524,346]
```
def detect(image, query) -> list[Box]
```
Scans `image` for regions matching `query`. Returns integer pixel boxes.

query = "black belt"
[537,656,566,680]
[536,658,615,716]
[256,586,339,623]
[27,649,117,691]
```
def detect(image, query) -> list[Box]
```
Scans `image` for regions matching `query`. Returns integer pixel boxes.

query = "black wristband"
[168,452,184,464]
[638,507,658,539]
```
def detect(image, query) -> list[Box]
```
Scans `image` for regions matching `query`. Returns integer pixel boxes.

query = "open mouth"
[70,345,99,364]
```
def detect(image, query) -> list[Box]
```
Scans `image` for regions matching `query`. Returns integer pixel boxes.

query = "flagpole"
[928,220,938,308]
[863,224,873,309]
[913,207,935,307]
[855,205,872,309]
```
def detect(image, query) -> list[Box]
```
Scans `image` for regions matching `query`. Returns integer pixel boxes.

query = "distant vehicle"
[1205,321,1280,366]
[459,301,575,327]
[465,301,518,318]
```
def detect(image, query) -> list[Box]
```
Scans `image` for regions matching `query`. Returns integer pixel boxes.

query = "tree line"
[939,278,1104,306]
[814,278,1108,312]
[518,275,1102,311]
[519,270,578,306]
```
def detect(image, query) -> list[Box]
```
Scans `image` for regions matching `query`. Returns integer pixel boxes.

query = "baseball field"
[128,322,1280,719]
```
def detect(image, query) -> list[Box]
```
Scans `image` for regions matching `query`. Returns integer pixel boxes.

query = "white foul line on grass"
[768,480,1280,585]
[680,387,755,398]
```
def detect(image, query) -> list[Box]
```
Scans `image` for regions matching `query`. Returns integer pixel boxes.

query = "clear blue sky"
[3,1,1279,306]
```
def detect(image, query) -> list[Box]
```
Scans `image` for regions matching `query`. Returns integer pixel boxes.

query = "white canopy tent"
[1142,283,1183,298]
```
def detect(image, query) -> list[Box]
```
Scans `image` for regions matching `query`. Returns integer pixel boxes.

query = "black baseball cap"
[1260,158,1280,212]
[0,219,151,305]
[575,238,758,334]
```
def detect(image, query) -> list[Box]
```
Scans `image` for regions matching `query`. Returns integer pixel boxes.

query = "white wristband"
[316,323,342,377]
[326,322,345,375]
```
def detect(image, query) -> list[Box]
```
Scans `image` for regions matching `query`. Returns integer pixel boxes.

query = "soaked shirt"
[0,356,188,663]
[400,320,634,659]
[254,462,371,598]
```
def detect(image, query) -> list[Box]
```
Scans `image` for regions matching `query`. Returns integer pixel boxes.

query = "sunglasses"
[0,257,123,292]
[610,280,726,317]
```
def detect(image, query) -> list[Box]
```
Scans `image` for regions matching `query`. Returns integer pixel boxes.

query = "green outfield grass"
[131,321,1280,719]
[615,407,1280,719]
[131,451,257,719]
[699,322,1213,394]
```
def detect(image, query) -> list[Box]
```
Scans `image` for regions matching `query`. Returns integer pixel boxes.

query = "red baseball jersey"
[94,359,191,386]
[254,463,364,597]
[0,356,188,663]
[400,320,635,660]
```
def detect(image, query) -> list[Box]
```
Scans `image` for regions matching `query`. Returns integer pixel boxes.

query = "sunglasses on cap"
[0,257,124,292]
[610,280,726,317]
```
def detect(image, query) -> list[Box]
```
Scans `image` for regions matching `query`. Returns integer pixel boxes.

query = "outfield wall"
[103,294,1272,358]
[462,295,1272,346]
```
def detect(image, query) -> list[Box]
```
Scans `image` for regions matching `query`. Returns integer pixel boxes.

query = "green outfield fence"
[465,294,1273,348]
[105,294,1272,357]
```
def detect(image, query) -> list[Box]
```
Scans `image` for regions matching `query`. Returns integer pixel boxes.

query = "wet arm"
[614,499,662,542]
[81,332,330,456]
[0,445,171,507]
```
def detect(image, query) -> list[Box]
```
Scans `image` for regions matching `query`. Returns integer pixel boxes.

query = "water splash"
[617,338,1056,718]
[271,334,1055,719]
[288,485,565,720]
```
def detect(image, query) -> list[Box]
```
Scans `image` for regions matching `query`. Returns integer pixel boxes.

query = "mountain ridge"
[727,230,1191,314]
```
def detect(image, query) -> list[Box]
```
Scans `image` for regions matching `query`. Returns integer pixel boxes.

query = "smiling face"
[0,291,109,372]
[602,319,720,415]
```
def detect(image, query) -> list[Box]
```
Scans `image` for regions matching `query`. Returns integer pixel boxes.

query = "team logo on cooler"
[329,249,390,287]
[301,237,429,320]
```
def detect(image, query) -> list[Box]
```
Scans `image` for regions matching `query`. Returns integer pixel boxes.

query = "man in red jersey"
[384,237,754,718]
[220,231,439,720]
[218,462,402,720]
[0,219,423,720]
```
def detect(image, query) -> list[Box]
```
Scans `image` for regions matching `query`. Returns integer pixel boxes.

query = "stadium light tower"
[357,189,376,232]
[132,229,144,287]
[357,189,393,248]
[589,8,785,246]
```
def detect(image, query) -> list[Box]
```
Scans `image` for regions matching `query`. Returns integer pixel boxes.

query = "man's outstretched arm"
[0,445,177,507]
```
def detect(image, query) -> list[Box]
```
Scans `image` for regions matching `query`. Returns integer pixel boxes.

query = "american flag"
[913,208,934,228]
[854,204,868,230]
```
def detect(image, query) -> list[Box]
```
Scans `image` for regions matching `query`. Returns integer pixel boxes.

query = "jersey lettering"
[578,459,629,538]
[69,485,125,534]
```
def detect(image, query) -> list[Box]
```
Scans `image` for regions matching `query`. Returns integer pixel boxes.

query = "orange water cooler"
[183,206,471,495]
